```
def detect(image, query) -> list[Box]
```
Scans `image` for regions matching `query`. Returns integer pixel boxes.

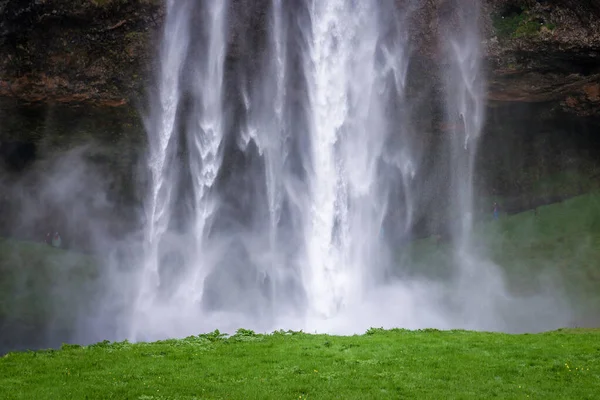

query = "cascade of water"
[302,1,411,319]
[260,0,289,299]
[268,0,288,252]
[184,0,228,301]
[130,0,193,340]
[122,0,571,341]
[439,0,572,333]
[444,0,485,252]
[237,0,290,316]
[443,0,506,331]
[131,0,228,339]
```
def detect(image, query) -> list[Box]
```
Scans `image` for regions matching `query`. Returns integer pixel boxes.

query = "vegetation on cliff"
[485,0,600,115]
[491,5,555,39]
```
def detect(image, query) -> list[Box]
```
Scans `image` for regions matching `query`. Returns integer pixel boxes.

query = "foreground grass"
[1,328,599,399]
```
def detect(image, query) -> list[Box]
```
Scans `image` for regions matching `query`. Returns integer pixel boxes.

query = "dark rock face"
[0,99,146,252]
[397,0,600,116]
[0,0,275,106]
[0,0,598,117]
[484,0,600,116]
[0,0,163,106]
[0,140,36,172]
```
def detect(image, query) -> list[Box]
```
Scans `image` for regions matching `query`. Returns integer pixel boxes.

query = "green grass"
[0,238,99,347]
[1,328,599,399]
[484,194,600,317]
[403,192,600,324]
[476,168,600,218]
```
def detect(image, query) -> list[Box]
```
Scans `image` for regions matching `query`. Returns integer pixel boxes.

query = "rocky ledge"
[0,0,163,106]
[0,0,599,117]
[484,0,600,116]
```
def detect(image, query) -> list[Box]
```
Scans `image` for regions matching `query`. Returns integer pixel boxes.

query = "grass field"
[1,328,599,399]
[403,192,600,325]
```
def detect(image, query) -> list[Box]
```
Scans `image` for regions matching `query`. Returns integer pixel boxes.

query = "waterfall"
[131,0,193,340]
[183,0,228,302]
[302,1,410,318]
[444,0,485,251]
[132,0,229,340]
[122,0,571,340]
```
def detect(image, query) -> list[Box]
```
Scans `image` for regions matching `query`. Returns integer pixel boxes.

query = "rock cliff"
[0,0,598,116]
[484,0,600,117]
[1,0,598,118]
[0,0,162,106]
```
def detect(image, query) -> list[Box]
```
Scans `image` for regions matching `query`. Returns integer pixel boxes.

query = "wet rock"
[0,0,163,106]
[0,0,597,119]
[483,0,600,115]
[0,140,36,172]
[400,0,600,116]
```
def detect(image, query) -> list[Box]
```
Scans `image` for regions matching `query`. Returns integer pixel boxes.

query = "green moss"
[492,7,545,39]
[0,238,99,327]
[125,31,145,41]
[493,9,527,39]
[514,20,543,38]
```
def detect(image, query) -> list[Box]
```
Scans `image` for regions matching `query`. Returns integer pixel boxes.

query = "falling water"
[131,0,228,340]
[441,0,571,331]
[243,0,289,314]
[182,0,227,302]
[130,0,192,340]
[124,0,572,340]
[302,1,410,318]
[444,0,485,251]
[442,0,503,330]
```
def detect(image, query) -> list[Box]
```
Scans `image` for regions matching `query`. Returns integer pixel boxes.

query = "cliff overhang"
[0,0,598,118]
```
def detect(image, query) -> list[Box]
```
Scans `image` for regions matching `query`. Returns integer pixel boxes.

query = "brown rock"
[583,83,600,101]
[0,0,599,121]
